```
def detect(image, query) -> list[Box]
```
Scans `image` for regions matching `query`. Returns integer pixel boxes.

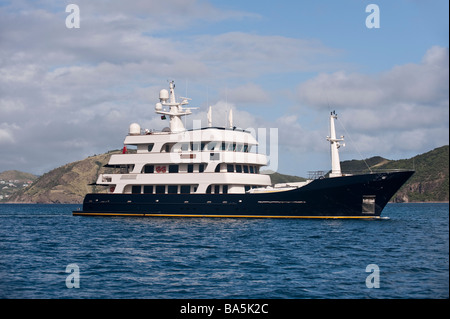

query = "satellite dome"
[129,123,141,135]
[159,89,169,102]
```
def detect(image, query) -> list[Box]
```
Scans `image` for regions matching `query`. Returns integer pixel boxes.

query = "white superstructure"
[97,81,271,195]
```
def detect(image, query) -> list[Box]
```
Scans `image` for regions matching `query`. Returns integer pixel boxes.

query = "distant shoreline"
[1,201,448,205]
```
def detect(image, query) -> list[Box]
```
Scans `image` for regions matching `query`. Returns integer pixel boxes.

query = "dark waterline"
[0,203,448,299]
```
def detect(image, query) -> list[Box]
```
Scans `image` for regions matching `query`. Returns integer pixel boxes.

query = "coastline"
[2,201,448,204]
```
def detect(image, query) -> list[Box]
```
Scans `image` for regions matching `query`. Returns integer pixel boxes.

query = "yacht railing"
[308,169,413,179]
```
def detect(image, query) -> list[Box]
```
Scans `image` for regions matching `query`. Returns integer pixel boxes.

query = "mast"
[228,109,233,128]
[207,106,212,127]
[155,81,194,133]
[327,111,345,178]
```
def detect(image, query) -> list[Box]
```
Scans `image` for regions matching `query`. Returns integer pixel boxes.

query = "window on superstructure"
[143,165,154,174]
[221,142,226,151]
[181,143,189,151]
[132,185,141,194]
[243,165,249,173]
[148,144,154,152]
[180,185,190,194]
[120,165,134,174]
[168,185,178,194]
[214,164,220,172]
[169,165,179,173]
[236,144,243,152]
[206,185,211,194]
[207,142,217,151]
[187,164,194,173]
[227,164,234,173]
[249,166,254,174]
[156,185,165,194]
[199,164,205,173]
[236,165,242,173]
[223,185,228,194]
[244,144,249,152]
[191,142,200,151]
[144,185,153,194]
[214,185,220,194]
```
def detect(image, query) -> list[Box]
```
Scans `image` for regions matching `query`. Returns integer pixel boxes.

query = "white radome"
[129,123,141,135]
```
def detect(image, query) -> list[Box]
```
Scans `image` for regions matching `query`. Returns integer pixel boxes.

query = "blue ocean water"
[0,203,448,299]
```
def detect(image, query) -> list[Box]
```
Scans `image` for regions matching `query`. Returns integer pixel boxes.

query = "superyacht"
[74,81,413,218]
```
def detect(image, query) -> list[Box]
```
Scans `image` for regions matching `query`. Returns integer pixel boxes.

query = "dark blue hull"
[73,171,414,218]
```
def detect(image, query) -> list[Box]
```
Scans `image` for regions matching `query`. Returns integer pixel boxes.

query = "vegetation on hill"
[267,172,307,184]
[339,145,448,202]
[381,145,449,202]
[6,151,120,203]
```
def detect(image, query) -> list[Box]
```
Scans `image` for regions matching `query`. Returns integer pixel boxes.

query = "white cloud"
[0,1,447,176]
[190,32,340,78]
[219,83,271,105]
[0,123,19,144]
[295,46,449,157]
[297,46,449,109]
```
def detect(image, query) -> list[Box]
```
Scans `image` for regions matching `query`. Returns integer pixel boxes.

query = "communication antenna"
[336,116,372,173]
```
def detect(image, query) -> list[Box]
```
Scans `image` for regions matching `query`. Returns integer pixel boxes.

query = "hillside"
[379,145,449,202]
[266,172,307,184]
[340,145,449,202]
[0,170,38,202]
[4,145,448,204]
[7,151,120,204]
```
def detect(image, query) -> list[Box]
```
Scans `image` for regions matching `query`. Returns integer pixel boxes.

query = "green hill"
[380,145,448,202]
[267,146,448,203]
[266,172,307,184]
[340,145,449,202]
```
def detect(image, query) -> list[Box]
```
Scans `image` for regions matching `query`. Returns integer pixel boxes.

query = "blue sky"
[0,0,448,176]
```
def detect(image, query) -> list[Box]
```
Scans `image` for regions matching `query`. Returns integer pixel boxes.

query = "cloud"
[0,123,19,144]
[219,83,271,105]
[295,46,449,156]
[297,46,448,109]
[0,1,447,176]
[190,32,340,78]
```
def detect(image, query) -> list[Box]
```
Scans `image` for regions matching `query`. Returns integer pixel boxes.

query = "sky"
[0,0,448,177]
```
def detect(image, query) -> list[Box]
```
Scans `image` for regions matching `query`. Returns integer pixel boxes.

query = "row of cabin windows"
[146,142,252,153]
[223,164,259,174]
[142,164,259,174]
[131,185,198,194]
[204,185,265,194]
[206,185,228,194]
[130,184,260,195]
[143,164,204,174]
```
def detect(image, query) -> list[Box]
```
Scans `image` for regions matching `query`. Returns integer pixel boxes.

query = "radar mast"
[327,111,345,177]
[155,81,195,133]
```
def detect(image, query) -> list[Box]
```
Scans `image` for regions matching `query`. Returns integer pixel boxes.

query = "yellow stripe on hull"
[73,212,381,219]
